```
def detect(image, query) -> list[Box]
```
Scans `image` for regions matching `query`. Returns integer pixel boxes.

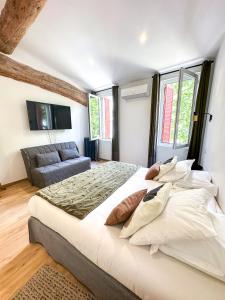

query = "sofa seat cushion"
[38,157,89,173]
[32,156,91,188]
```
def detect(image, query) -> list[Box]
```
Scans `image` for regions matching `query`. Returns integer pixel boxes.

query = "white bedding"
[29,168,225,300]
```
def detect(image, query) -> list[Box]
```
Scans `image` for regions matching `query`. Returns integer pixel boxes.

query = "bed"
[28,163,225,300]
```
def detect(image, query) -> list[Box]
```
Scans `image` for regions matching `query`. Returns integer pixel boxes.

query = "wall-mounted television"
[26,100,72,130]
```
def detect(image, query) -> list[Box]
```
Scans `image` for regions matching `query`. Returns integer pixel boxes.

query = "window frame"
[88,94,101,140]
[173,68,198,149]
[88,89,113,141]
[157,71,180,148]
[157,66,201,149]
[99,94,113,141]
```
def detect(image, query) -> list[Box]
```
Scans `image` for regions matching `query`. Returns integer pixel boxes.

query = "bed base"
[28,217,140,300]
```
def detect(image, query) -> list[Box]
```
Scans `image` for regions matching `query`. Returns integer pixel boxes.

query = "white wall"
[201,35,225,212]
[0,77,88,185]
[119,79,151,167]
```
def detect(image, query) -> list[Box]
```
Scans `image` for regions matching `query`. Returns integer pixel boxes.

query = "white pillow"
[129,188,217,246]
[169,187,221,212]
[157,159,194,183]
[154,157,177,181]
[174,171,218,196]
[149,194,221,252]
[120,183,172,239]
[190,170,212,182]
[157,212,225,280]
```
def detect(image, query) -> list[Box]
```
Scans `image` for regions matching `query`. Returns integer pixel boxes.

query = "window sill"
[157,143,173,148]
[99,138,112,142]
[157,143,189,149]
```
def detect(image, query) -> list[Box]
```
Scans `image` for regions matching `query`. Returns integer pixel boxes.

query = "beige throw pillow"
[154,156,177,181]
[120,183,172,238]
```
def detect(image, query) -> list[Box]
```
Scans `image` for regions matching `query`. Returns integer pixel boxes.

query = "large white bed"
[29,167,225,300]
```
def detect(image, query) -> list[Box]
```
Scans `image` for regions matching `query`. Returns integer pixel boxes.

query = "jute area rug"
[12,265,96,300]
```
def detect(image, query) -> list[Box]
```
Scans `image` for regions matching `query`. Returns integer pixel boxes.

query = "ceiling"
[1,0,225,91]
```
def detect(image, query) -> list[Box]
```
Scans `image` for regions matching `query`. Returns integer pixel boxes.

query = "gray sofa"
[21,141,91,188]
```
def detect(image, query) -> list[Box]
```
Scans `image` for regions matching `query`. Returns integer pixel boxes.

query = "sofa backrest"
[21,141,79,183]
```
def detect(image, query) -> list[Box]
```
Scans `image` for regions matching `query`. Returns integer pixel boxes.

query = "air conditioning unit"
[121,82,150,100]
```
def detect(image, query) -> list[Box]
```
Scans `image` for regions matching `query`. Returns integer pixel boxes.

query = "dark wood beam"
[0,53,88,106]
[0,0,46,54]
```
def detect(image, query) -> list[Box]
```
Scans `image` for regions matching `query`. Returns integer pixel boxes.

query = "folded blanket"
[36,161,138,219]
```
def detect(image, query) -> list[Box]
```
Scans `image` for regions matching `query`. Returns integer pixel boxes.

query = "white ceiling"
[1,0,225,91]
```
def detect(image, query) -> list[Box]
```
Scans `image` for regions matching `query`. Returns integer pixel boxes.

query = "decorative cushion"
[157,159,195,183]
[142,185,164,202]
[154,157,177,181]
[105,189,148,226]
[36,151,61,167]
[120,183,172,238]
[129,188,216,246]
[163,157,173,164]
[59,149,80,161]
[145,163,160,180]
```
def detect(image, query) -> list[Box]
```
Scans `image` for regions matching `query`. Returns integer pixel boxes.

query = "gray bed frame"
[28,217,140,300]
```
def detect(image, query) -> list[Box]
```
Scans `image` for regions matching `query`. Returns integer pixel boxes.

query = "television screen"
[26,101,72,130]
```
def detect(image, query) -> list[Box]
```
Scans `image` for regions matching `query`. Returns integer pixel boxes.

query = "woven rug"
[12,265,96,300]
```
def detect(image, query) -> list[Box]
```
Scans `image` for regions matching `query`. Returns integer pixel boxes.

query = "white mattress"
[29,168,225,300]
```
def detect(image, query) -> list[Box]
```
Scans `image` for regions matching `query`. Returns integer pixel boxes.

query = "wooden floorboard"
[0,161,105,299]
[0,181,38,270]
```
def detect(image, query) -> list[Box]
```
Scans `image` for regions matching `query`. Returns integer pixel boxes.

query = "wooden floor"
[0,161,105,299]
[0,180,59,300]
[0,180,38,270]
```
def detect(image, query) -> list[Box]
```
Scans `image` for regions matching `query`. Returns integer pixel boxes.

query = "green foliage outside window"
[89,95,100,140]
[166,78,195,145]
[177,79,195,145]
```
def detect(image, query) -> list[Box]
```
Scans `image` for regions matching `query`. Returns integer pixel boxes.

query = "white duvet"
[29,168,225,300]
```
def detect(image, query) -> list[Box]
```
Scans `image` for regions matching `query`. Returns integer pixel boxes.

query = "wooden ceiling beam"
[0,53,88,106]
[0,0,46,54]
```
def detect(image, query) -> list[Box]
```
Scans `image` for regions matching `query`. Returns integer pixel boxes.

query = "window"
[161,79,178,144]
[88,94,101,140]
[158,67,200,149]
[88,91,113,140]
[100,95,113,139]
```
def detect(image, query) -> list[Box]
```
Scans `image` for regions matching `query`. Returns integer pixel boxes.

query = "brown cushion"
[145,163,160,180]
[105,189,148,226]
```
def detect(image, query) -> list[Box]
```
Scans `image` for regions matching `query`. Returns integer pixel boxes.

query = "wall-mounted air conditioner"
[121,82,150,100]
